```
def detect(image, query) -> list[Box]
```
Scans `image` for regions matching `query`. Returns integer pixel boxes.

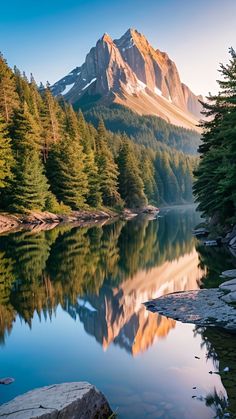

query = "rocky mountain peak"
[51,29,202,131]
[99,32,113,44]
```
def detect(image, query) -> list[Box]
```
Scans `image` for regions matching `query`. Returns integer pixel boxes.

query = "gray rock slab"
[219,279,236,292]
[0,382,113,418]
[222,269,236,278]
[221,291,236,304]
[144,289,236,332]
[229,235,236,247]
[219,278,236,287]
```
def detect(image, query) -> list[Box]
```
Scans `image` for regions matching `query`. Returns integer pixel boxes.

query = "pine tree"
[0,116,14,189]
[0,54,19,123]
[8,107,48,212]
[194,48,236,222]
[140,148,158,204]
[117,137,147,208]
[95,120,122,207]
[47,133,88,210]
[85,150,102,207]
[41,87,64,162]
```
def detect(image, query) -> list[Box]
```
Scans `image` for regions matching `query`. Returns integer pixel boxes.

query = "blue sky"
[1,0,235,95]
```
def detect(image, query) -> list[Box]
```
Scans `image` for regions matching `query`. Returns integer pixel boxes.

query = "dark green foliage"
[194,49,236,224]
[46,134,88,210]
[0,116,14,189]
[0,54,19,123]
[84,149,102,207]
[95,120,122,207]
[84,104,201,155]
[117,137,147,208]
[8,107,49,212]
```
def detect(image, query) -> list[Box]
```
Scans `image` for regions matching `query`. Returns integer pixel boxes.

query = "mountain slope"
[51,29,202,131]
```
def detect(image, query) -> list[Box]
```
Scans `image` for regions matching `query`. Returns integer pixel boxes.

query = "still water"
[0,207,236,418]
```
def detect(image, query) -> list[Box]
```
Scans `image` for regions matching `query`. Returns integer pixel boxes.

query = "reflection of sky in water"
[0,311,226,419]
[0,207,234,418]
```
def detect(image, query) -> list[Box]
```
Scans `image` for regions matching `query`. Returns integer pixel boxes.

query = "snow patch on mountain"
[78,298,97,312]
[61,83,75,95]
[82,78,97,91]
[154,86,172,103]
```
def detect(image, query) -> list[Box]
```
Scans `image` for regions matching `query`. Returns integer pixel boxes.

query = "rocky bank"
[144,270,236,333]
[0,210,117,235]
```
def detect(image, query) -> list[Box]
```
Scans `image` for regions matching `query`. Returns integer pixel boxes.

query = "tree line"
[194,48,236,225]
[0,53,196,213]
[84,104,201,155]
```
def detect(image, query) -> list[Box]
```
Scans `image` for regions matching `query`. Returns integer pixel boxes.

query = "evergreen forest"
[84,104,201,155]
[0,54,197,213]
[194,48,236,225]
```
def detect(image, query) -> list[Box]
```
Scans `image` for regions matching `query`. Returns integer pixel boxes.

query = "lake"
[0,206,235,418]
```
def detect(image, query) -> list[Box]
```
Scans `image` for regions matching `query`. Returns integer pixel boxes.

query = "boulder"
[222,270,236,279]
[219,279,236,292]
[229,235,236,248]
[221,291,236,304]
[0,382,113,419]
[142,205,159,214]
[193,227,209,237]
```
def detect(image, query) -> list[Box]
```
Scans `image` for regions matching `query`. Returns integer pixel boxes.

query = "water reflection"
[194,326,236,418]
[0,208,201,349]
[1,207,236,418]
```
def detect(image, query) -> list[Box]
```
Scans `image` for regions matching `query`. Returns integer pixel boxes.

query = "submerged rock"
[0,377,15,385]
[0,382,113,418]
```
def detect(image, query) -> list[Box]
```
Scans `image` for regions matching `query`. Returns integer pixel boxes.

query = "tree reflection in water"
[194,326,236,418]
[0,208,202,348]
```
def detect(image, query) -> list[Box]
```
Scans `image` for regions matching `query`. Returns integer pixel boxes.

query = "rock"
[144,289,236,333]
[229,235,236,248]
[0,377,15,385]
[222,270,236,279]
[141,205,160,214]
[204,239,219,247]
[219,279,236,292]
[221,291,236,304]
[193,228,209,237]
[51,29,202,131]
[0,382,113,418]
[122,209,138,220]
[0,210,117,235]
[0,214,19,234]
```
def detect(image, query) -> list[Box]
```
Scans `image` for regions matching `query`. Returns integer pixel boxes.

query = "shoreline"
[0,204,160,235]
[0,209,119,235]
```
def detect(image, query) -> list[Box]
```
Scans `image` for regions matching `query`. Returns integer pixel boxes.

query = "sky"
[1,0,235,96]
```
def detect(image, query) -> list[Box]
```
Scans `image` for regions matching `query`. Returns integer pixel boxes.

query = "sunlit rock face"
[79,249,204,355]
[51,29,202,130]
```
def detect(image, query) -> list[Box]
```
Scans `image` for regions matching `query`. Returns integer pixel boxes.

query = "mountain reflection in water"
[0,208,201,350]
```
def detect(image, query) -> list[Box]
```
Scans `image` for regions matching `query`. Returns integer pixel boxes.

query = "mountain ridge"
[51,29,202,131]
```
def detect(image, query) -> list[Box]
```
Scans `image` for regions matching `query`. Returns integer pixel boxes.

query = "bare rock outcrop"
[51,28,202,131]
[144,288,236,333]
[0,382,113,418]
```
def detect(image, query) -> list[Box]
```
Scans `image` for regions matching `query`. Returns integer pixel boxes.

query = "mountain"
[51,29,203,131]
